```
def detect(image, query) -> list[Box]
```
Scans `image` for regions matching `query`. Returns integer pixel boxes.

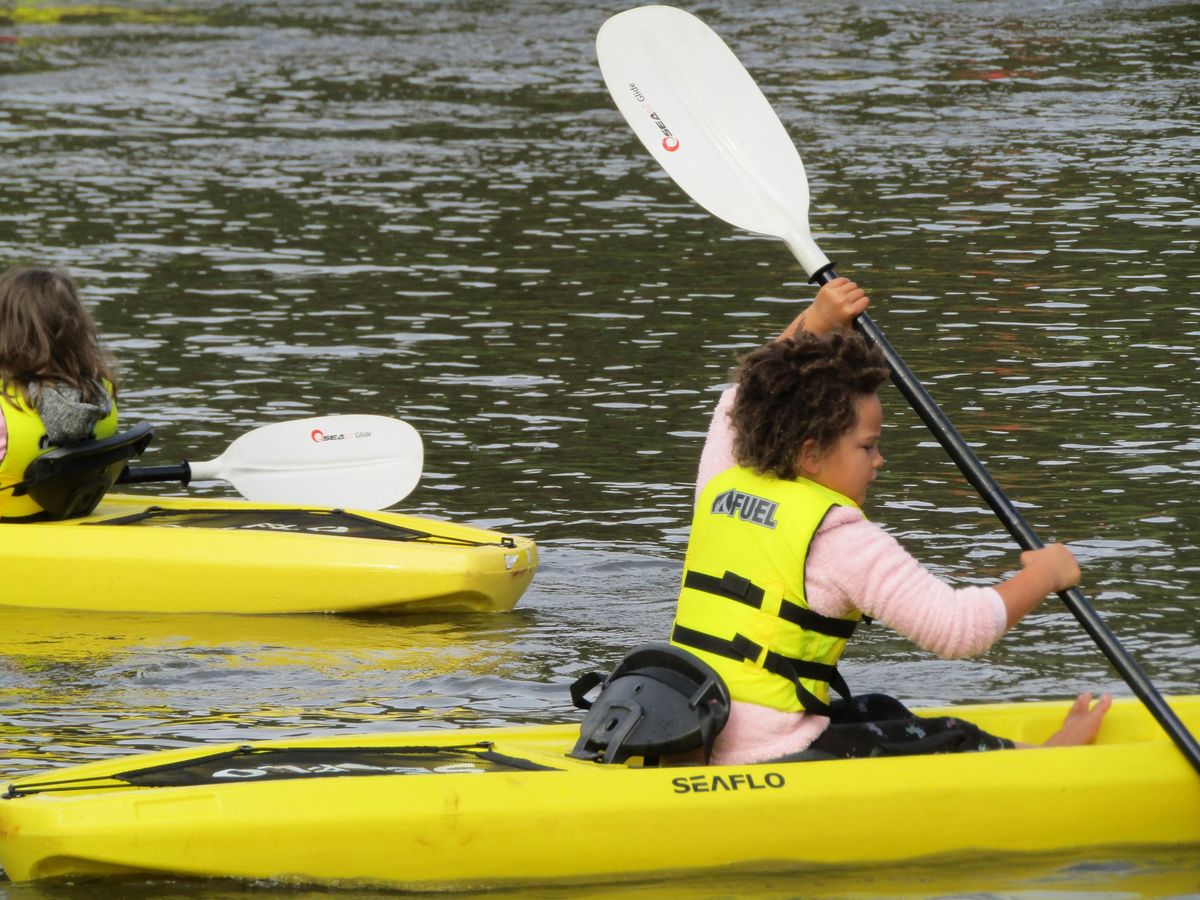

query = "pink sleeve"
[806,508,1008,659]
[695,386,738,500]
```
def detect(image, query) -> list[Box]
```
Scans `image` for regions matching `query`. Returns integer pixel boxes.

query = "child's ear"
[797,438,822,477]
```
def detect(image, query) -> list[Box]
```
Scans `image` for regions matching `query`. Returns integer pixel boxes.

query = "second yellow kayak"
[0,493,536,614]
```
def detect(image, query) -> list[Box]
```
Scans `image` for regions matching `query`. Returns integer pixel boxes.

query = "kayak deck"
[0,493,537,614]
[0,696,1196,888]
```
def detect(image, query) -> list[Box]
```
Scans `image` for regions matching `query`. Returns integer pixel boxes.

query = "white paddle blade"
[189,415,423,510]
[597,5,830,276]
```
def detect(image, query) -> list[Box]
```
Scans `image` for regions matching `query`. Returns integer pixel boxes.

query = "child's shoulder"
[811,507,916,592]
[813,505,901,557]
[818,504,870,531]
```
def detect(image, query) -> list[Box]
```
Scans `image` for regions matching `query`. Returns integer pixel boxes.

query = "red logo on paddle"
[311,429,324,443]
[629,83,679,153]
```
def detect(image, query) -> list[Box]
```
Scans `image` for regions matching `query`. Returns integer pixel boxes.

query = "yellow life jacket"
[670,465,862,715]
[0,380,118,519]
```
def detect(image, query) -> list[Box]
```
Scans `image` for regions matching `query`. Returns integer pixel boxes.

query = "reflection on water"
[0,0,1197,895]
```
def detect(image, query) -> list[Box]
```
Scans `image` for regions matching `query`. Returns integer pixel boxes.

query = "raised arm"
[779,277,870,340]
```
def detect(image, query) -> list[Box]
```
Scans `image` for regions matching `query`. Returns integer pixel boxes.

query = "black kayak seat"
[569,642,731,766]
[9,421,154,521]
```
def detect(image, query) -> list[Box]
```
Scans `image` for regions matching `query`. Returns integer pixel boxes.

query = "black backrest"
[569,642,731,764]
[15,421,154,520]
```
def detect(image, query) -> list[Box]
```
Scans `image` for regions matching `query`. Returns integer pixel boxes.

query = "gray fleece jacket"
[32,381,113,444]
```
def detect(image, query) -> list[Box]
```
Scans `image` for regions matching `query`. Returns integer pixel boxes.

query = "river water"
[0,0,1197,896]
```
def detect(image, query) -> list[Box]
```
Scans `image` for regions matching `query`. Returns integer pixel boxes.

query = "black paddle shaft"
[116,462,192,486]
[809,266,1200,774]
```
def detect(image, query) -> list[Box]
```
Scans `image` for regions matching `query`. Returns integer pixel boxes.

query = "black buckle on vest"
[730,633,762,664]
[720,571,752,598]
[684,569,765,609]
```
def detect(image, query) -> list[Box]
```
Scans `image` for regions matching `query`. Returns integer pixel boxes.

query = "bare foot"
[1042,692,1112,747]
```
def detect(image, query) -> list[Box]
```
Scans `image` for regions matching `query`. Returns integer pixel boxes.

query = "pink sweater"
[695,388,1007,764]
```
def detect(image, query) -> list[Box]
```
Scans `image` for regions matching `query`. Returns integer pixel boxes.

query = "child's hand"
[1020,544,1080,595]
[799,278,870,337]
[998,542,1081,628]
[778,278,870,340]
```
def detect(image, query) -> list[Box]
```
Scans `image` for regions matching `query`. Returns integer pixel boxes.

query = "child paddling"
[674,277,1110,762]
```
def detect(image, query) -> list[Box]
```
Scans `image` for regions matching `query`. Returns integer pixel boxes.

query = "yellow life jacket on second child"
[0,380,118,519]
[671,465,863,716]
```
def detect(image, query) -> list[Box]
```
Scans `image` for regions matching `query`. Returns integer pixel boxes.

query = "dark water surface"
[1,0,1198,895]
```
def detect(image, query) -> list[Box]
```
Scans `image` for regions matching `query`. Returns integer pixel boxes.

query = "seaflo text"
[671,771,786,794]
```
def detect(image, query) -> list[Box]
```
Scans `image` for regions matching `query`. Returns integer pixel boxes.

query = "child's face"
[805,393,884,507]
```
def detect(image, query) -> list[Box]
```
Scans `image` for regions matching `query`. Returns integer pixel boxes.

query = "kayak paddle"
[118,414,423,511]
[596,4,1200,773]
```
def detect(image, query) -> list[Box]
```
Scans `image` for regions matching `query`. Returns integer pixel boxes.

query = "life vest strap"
[683,570,764,607]
[684,569,859,639]
[671,624,850,716]
[778,599,858,639]
[672,622,753,664]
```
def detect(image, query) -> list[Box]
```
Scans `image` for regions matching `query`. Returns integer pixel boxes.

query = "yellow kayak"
[0,493,536,614]
[1,695,1196,888]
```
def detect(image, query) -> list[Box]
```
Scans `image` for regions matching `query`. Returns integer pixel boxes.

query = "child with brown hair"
[673,277,1110,762]
[0,266,119,519]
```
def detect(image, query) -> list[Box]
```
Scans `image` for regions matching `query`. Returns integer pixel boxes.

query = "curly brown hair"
[0,267,117,407]
[730,330,889,480]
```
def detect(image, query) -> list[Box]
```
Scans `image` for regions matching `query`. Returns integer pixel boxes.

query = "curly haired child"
[673,277,1110,762]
